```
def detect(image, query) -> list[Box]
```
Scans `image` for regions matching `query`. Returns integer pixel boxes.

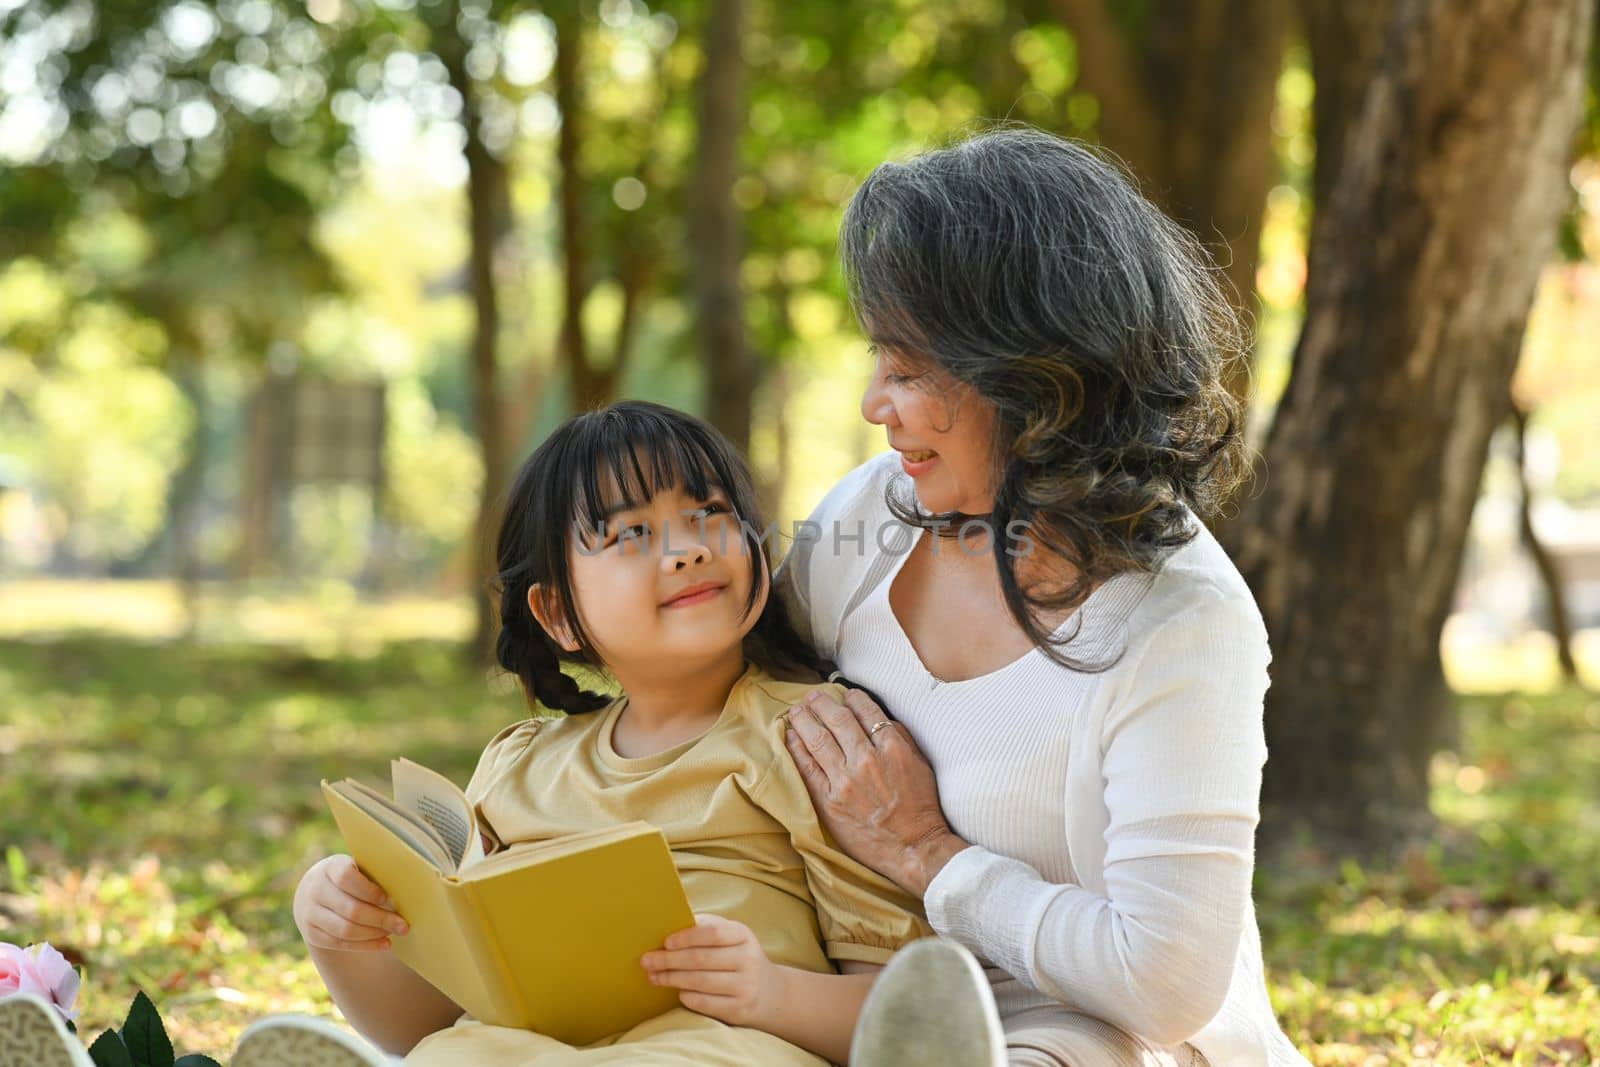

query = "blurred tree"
[694,0,751,450]
[421,0,517,660]
[1226,0,1596,853]
[0,0,344,627]
[1047,0,1290,405]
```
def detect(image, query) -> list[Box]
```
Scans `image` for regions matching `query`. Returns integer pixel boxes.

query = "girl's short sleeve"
[464,718,545,805]
[753,709,934,966]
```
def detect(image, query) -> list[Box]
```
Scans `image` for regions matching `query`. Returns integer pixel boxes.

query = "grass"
[1,591,1597,1064]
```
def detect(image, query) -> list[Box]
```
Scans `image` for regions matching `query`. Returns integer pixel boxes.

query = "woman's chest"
[886,533,1075,683]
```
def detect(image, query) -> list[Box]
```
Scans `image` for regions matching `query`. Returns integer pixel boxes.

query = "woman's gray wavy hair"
[840,125,1249,671]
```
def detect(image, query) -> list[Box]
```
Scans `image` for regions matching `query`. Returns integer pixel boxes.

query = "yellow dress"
[404,662,932,1066]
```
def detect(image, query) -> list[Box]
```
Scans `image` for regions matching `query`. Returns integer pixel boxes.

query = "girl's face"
[534,474,764,676]
[860,344,999,516]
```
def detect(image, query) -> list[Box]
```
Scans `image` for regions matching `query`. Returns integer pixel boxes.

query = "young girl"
[256,401,931,1067]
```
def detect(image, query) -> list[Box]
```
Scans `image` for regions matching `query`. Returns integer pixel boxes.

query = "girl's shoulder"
[743,669,848,718]
[464,713,584,800]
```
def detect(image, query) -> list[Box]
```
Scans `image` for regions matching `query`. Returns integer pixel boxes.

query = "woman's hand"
[784,688,970,896]
[293,855,410,952]
[641,914,781,1028]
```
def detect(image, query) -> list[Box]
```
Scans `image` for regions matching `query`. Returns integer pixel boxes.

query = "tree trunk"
[1051,0,1289,406]
[693,0,752,451]
[441,39,510,663]
[1510,401,1581,685]
[553,6,603,415]
[1225,0,1594,854]
[170,357,206,639]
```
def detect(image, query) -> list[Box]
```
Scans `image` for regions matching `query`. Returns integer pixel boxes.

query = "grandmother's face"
[860,344,998,516]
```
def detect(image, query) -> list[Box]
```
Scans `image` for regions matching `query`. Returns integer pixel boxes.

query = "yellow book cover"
[321,758,695,1046]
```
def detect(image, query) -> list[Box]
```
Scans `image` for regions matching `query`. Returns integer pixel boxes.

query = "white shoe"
[233,1014,395,1067]
[851,938,1007,1067]
[0,993,93,1067]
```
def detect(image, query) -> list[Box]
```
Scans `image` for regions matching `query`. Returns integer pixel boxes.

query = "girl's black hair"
[492,400,865,714]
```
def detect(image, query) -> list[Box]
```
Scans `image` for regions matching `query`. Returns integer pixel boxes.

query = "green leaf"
[173,1057,223,1067]
[3,845,26,891]
[121,991,175,1067]
[87,1030,135,1067]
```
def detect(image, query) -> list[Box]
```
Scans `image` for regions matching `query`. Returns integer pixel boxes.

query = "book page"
[392,758,484,871]
[328,781,454,870]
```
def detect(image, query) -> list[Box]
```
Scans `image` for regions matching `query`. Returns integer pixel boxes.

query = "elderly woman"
[779,129,1309,1067]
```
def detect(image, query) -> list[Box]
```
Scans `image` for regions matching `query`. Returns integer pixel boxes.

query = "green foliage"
[2,629,1597,1062]
[85,990,221,1067]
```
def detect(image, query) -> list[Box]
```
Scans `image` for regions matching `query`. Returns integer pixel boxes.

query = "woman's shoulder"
[802,451,899,526]
[1124,518,1268,651]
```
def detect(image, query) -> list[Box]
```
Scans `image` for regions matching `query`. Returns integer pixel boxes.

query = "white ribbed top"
[776,452,1309,1067]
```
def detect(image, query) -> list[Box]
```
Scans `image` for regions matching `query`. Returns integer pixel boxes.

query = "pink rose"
[0,942,79,1023]
[0,942,23,998]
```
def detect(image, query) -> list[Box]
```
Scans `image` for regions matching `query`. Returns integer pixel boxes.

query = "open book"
[322,759,695,1046]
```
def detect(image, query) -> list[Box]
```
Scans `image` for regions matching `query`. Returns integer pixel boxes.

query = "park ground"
[1,581,1597,1065]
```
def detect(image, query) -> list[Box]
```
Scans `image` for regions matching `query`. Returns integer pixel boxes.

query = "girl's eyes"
[605,501,731,548]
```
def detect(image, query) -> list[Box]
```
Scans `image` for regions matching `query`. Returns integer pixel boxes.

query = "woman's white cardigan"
[775,452,1308,1067]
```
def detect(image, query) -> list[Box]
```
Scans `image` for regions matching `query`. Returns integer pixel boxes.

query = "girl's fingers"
[305,916,392,951]
[647,968,744,996]
[332,897,411,936]
[662,915,740,949]
[676,990,740,1017]
[327,858,392,908]
[641,946,740,972]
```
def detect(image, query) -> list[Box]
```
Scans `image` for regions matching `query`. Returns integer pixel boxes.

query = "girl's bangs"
[569,415,730,542]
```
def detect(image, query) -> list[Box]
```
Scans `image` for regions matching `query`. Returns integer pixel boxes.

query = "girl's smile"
[662,581,727,608]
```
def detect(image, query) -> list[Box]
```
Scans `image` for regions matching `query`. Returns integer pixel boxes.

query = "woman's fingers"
[786,704,847,777]
[841,688,899,742]
[804,689,874,765]
[784,726,829,788]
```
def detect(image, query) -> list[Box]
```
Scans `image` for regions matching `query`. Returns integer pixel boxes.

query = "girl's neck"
[609,651,749,750]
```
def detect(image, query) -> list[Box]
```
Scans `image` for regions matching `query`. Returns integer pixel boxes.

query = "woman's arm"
[786,594,1271,1044]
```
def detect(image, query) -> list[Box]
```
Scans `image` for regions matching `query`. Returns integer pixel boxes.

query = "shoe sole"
[233,1016,391,1067]
[0,994,92,1067]
[852,938,1007,1067]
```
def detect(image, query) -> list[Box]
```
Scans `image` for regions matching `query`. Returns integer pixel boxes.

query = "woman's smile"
[898,450,938,477]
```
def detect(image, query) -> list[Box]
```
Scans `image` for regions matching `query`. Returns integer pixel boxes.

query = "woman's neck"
[609,651,749,749]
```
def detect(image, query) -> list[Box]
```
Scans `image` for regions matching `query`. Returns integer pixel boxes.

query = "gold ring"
[868,721,894,738]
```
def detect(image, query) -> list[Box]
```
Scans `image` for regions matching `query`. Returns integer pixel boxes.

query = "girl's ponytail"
[495,576,613,715]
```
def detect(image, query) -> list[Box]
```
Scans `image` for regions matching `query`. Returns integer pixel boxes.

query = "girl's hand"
[784,688,970,896]
[293,854,410,952]
[640,914,781,1028]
